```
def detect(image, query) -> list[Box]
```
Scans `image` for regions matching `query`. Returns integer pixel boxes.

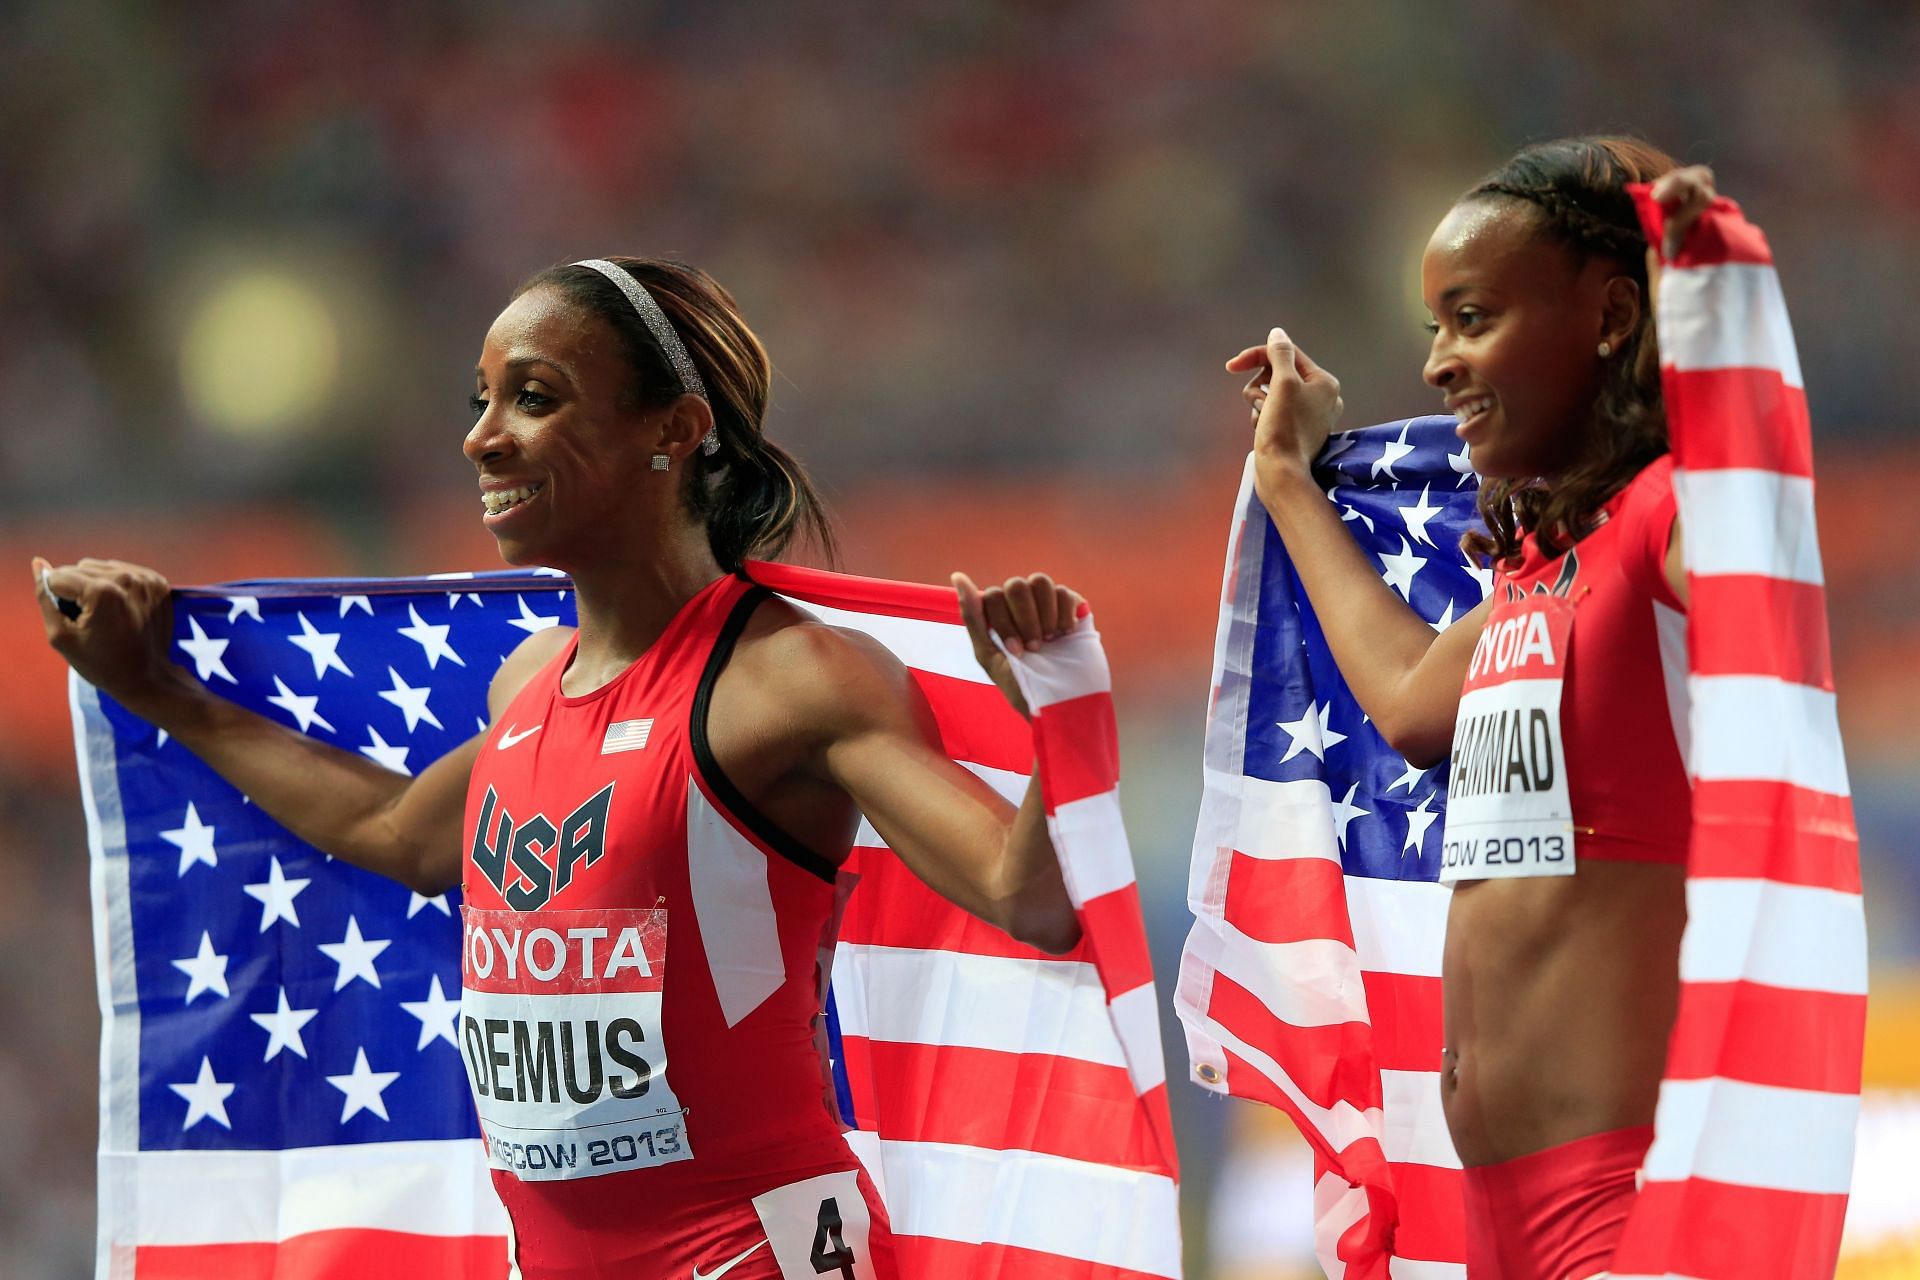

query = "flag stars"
[1400,484,1443,548]
[319,917,391,991]
[1378,538,1426,600]
[288,613,353,680]
[359,726,412,775]
[507,594,562,634]
[1403,794,1440,857]
[397,604,465,669]
[1386,759,1432,795]
[1460,550,1495,600]
[1274,707,1327,764]
[250,989,319,1061]
[225,596,262,623]
[1449,440,1476,486]
[178,617,237,685]
[400,976,462,1051]
[172,932,231,1003]
[170,1057,236,1130]
[266,676,335,734]
[379,667,443,733]
[340,595,373,618]
[160,802,219,876]
[1331,783,1371,851]
[1372,421,1415,479]
[407,891,452,918]
[242,857,311,931]
[1316,702,1348,755]
[326,1048,401,1123]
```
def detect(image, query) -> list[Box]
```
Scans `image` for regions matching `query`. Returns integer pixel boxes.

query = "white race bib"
[1440,594,1577,884]
[459,906,691,1181]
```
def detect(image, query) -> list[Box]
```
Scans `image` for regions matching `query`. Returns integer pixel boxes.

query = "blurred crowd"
[4,0,1919,509]
[4,0,1919,1275]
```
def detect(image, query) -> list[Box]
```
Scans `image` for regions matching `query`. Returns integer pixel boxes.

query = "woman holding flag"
[1228,141,1720,1278]
[33,257,1093,1279]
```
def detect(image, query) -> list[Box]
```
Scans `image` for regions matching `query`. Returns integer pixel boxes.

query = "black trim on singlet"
[689,582,841,884]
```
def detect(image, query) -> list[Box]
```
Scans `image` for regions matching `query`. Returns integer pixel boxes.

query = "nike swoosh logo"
[691,1238,768,1280]
[498,723,543,749]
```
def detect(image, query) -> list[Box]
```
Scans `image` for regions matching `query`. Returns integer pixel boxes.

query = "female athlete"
[1226,140,1718,1279]
[35,257,1089,1280]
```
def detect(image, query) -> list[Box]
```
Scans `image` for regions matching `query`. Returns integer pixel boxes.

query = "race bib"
[459,906,691,1181]
[753,1169,877,1280]
[1440,593,1577,884]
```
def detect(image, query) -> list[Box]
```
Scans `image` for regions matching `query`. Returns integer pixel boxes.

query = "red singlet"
[460,573,895,1279]
[1495,454,1691,864]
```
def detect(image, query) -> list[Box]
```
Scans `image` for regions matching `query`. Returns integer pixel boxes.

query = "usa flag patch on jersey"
[601,719,653,754]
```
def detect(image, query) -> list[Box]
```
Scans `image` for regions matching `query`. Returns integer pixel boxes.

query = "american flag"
[1176,194,1864,1280]
[74,562,1180,1279]
[1175,416,1485,1278]
[1611,187,1863,1279]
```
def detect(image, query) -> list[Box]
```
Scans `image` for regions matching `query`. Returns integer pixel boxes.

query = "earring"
[1597,341,1613,357]
[650,454,671,472]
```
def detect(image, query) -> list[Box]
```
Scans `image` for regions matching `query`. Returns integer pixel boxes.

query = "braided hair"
[1458,136,1679,567]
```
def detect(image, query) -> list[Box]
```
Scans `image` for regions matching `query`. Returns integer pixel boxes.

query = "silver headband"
[573,258,720,456]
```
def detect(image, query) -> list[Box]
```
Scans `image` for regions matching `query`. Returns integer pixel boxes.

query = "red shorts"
[1462,1125,1653,1280]
[503,1157,898,1279]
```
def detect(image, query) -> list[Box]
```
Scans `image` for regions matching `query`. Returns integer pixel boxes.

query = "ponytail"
[689,428,837,571]
[514,256,837,571]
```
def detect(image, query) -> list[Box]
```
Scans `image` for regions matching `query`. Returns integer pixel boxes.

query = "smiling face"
[1421,199,1637,481]
[464,286,668,569]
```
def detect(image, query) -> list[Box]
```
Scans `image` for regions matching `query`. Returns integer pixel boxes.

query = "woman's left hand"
[952,572,1085,717]
[1651,164,1718,261]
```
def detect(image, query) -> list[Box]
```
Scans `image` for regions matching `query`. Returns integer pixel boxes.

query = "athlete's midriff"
[1442,865,1686,1166]
[1440,456,1691,1167]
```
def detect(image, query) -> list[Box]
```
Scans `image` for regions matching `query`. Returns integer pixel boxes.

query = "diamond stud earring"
[650,454,671,472]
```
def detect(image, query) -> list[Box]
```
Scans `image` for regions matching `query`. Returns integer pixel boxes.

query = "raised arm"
[32,557,561,893]
[1225,331,1488,766]
[744,575,1085,955]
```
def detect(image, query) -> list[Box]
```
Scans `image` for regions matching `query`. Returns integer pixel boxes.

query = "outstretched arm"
[1224,333,1488,765]
[33,557,561,892]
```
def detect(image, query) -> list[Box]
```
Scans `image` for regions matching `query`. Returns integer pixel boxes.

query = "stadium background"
[1,1,1916,1275]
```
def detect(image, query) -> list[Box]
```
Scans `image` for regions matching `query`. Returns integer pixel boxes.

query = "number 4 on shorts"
[751,1168,873,1279]
[810,1198,856,1278]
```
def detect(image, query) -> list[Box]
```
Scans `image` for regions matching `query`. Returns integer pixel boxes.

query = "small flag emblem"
[601,719,654,754]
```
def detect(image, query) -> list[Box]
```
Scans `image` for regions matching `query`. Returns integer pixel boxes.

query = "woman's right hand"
[32,556,190,713]
[1224,327,1345,501]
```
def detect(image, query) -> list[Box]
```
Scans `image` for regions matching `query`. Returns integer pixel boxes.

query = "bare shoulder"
[730,599,920,734]
[487,626,574,720]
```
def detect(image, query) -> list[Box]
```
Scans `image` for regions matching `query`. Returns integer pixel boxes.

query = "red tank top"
[1495,455,1692,863]
[458,573,855,1263]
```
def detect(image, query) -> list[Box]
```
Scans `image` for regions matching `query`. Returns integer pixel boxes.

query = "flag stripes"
[754,561,1182,1277]
[80,560,1180,1279]
[1610,186,1864,1278]
[860,1138,1181,1277]
[135,1233,506,1280]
